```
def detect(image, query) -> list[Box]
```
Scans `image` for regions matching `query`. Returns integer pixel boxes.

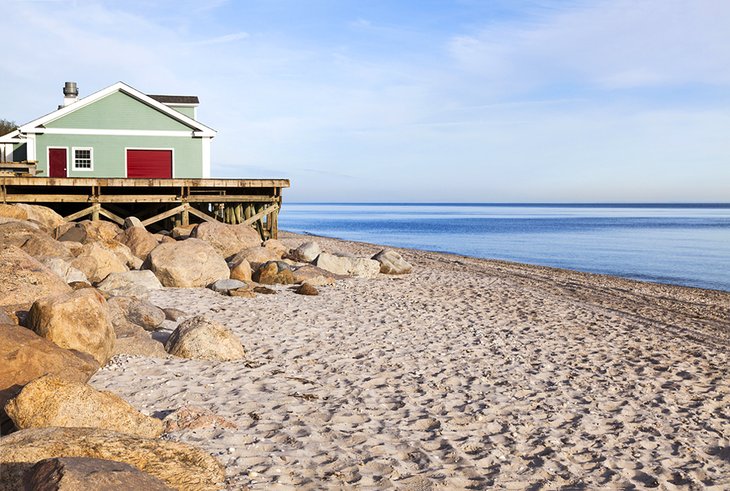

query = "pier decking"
[0,177,290,238]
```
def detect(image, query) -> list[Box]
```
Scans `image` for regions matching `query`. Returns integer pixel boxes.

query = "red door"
[126,149,172,178]
[48,148,67,177]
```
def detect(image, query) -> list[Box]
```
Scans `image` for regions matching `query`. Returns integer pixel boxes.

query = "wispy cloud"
[188,31,249,46]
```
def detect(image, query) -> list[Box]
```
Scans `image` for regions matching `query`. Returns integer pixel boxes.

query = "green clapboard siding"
[167,105,196,118]
[46,92,193,131]
[36,134,203,178]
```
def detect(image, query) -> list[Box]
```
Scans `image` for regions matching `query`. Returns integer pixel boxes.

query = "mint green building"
[0,82,216,178]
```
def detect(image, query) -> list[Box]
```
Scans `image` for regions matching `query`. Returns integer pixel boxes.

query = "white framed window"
[72,147,93,171]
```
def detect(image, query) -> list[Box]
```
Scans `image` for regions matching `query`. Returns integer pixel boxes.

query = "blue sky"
[2,0,729,202]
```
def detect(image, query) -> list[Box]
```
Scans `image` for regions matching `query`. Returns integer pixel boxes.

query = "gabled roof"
[18,82,216,137]
[0,129,23,144]
[148,95,199,105]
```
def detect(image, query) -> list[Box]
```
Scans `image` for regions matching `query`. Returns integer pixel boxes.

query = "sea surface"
[279,203,730,292]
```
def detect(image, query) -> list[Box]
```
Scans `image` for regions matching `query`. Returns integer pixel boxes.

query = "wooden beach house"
[0,82,289,238]
[0,81,215,178]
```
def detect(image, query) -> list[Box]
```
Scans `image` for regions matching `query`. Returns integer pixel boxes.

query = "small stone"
[208,279,247,294]
[253,286,276,295]
[228,288,256,298]
[163,308,188,321]
[295,283,319,296]
[165,316,245,361]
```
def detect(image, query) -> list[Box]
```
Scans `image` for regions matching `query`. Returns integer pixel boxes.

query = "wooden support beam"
[63,205,96,222]
[98,207,125,225]
[242,204,278,226]
[141,204,187,227]
[186,205,217,223]
[91,203,100,221]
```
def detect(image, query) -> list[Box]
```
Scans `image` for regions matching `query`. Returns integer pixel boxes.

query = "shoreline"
[89,231,730,488]
[285,228,730,295]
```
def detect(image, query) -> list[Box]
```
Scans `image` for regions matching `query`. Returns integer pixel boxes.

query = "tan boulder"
[372,249,413,274]
[0,203,28,222]
[28,289,115,365]
[96,270,163,298]
[0,246,71,309]
[40,257,88,284]
[262,239,288,257]
[57,220,122,244]
[171,224,195,239]
[252,261,295,285]
[5,375,164,438]
[0,427,225,491]
[25,457,174,491]
[229,256,252,282]
[70,242,128,283]
[0,220,42,248]
[190,221,261,258]
[145,238,229,288]
[289,241,322,263]
[107,296,165,331]
[115,227,159,261]
[165,316,245,361]
[0,324,99,419]
[230,246,281,269]
[21,234,73,260]
[15,204,66,230]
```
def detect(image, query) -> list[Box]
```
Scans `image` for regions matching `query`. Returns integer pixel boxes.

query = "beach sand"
[90,231,730,489]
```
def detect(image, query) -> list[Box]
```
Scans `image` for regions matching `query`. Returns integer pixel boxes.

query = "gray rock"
[290,241,322,263]
[372,249,413,274]
[207,279,248,294]
[96,270,163,298]
[123,216,145,229]
[165,316,245,361]
[107,296,166,331]
[41,257,88,284]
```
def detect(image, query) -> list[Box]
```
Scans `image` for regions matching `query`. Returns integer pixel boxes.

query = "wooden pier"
[0,177,290,239]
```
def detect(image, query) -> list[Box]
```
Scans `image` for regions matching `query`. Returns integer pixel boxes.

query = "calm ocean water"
[279,203,730,292]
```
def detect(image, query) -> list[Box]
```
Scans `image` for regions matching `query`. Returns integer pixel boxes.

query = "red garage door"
[126,149,172,178]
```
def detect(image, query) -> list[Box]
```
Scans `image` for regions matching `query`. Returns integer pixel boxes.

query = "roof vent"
[62,82,79,107]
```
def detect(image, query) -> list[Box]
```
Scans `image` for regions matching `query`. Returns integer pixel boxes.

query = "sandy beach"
[89,231,730,490]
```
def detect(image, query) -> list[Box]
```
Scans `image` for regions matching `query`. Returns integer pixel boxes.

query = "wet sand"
[91,231,730,489]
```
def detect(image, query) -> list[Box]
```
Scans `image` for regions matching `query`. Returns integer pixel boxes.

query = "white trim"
[71,146,94,172]
[124,147,175,178]
[0,129,21,144]
[201,137,211,178]
[26,128,197,137]
[19,81,217,137]
[47,146,69,177]
[26,134,37,161]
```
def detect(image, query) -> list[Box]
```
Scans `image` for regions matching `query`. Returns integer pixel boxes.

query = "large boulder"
[313,252,352,276]
[25,457,174,491]
[229,246,281,269]
[70,242,128,283]
[27,289,115,365]
[372,249,413,274]
[40,258,88,284]
[252,261,295,285]
[165,316,245,361]
[262,239,288,257]
[96,270,163,298]
[145,239,229,288]
[57,220,122,244]
[229,256,252,282]
[107,296,165,332]
[5,375,164,438]
[115,227,159,261]
[0,246,72,310]
[290,241,322,263]
[0,204,65,230]
[0,324,99,407]
[314,253,379,278]
[21,234,73,261]
[0,220,42,248]
[190,221,261,258]
[0,427,225,491]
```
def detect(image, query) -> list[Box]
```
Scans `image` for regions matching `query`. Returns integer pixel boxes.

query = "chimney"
[62,82,79,107]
